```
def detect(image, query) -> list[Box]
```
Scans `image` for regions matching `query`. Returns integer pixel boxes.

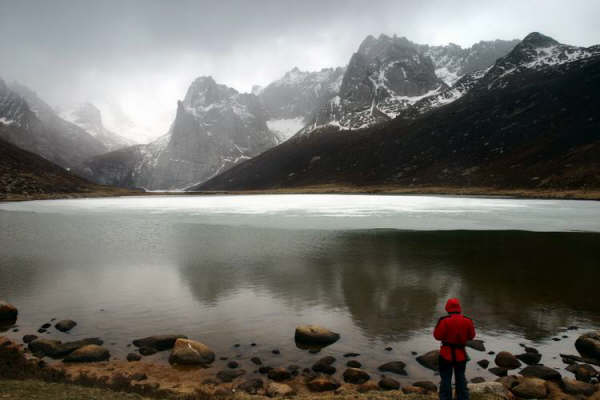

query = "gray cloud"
[1,0,599,141]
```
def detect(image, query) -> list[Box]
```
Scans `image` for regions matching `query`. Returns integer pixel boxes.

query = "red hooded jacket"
[434,298,475,363]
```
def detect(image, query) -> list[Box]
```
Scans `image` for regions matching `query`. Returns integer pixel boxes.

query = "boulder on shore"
[132,334,187,351]
[0,301,18,324]
[268,367,292,382]
[566,363,597,382]
[416,350,439,371]
[217,369,246,383]
[561,377,596,396]
[63,344,110,362]
[575,331,600,361]
[237,378,264,394]
[468,382,513,399]
[413,381,438,392]
[521,365,562,381]
[516,352,542,365]
[378,377,401,390]
[511,377,548,399]
[168,338,215,365]
[54,320,77,332]
[343,368,370,384]
[294,325,340,346]
[266,382,295,397]
[378,361,407,375]
[466,340,486,352]
[495,351,521,369]
[307,376,340,392]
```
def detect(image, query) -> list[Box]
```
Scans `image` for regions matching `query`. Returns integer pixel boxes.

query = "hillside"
[193,34,600,194]
[0,126,134,201]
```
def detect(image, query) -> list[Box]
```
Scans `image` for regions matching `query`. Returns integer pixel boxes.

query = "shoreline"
[2,184,600,203]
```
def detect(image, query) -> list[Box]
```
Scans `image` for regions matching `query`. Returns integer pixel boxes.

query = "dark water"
[0,195,599,382]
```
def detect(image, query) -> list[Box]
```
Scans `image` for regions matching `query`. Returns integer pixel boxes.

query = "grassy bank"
[0,379,149,400]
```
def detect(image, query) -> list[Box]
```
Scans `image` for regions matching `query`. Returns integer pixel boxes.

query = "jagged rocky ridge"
[193,33,600,192]
[0,80,108,170]
[299,35,519,133]
[83,77,279,189]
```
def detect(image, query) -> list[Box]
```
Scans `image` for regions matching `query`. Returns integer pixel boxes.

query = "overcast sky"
[1,0,599,142]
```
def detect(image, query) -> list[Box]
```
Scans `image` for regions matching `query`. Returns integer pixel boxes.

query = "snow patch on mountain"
[267,117,305,141]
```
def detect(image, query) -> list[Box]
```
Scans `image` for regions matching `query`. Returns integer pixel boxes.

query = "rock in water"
[477,359,490,369]
[416,350,439,371]
[495,351,521,369]
[378,361,407,375]
[466,340,486,352]
[266,382,295,397]
[343,368,370,384]
[294,325,340,346]
[132,334,187,351]
[63,344,110,362]
[511,377,548,399]
[28,339,63,357]
[22,335,38,344]
[346,360,361,368]
[307,376,341,392]
[516,352,542,365]
[54,320,77,332]
[521,365,562,381]
[566,363,597,382]
[575,331,600,360]
[489,367,508,377]
[168,338,215,365]
[0,301,18,324]
[379,377,401,390]
[217,369,246,383]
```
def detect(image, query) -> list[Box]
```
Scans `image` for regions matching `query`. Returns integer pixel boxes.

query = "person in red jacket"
[434,298,476,400]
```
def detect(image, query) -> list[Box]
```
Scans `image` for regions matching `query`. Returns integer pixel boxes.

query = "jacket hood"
[445,298,462,313]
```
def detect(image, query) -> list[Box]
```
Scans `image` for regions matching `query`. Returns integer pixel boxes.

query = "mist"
[1,0,599,142]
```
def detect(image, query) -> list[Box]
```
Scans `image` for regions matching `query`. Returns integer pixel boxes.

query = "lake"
[1,194,599,382]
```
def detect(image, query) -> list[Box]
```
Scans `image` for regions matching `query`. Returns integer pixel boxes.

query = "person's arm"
[434,317,446,341]
[467,319,475,341]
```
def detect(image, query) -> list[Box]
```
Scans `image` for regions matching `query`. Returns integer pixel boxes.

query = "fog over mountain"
[1,0,599,143]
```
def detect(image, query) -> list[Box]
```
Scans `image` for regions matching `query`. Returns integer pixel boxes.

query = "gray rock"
[237,378,263,394]
[378,361,407,375]
[495,351,521,369]
[521,365,561,381]
[63,344,110,362]
[378,377,400,390]
[217,369,246,383]
[466,340,486,352]
[266,382,295,397]
[516,352,542,365]
[413,381,437,392]
[268,367,291,382]
[294,325,340,346]
[468,382,513,399]
[307,376,340,392]
[575,331,600,360]
[132,334,187,351]
[54,320,77,332]
[343,368,370,384]
[126,353,141,362]
[489,367,508,377]
[0,301,18,323]
[416,350,439,371]
[511,377,547,399]
[168,338,215,365]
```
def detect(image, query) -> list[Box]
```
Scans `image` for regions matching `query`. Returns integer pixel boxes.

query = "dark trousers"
[439,357,469,400]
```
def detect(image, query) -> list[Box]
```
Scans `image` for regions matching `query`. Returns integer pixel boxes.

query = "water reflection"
[175,226,600,341]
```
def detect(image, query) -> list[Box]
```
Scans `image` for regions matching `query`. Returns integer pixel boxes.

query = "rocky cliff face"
[257,67,344,140]
[1,81,108,170]
[300,35,518,134]
[59,102,134,151]
[193,33,600,193]
[0,80,108,170]
[84,76,279,190]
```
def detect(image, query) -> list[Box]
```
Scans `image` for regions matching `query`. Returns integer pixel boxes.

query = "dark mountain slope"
[193,44,600,192]
[0,126,131,200]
